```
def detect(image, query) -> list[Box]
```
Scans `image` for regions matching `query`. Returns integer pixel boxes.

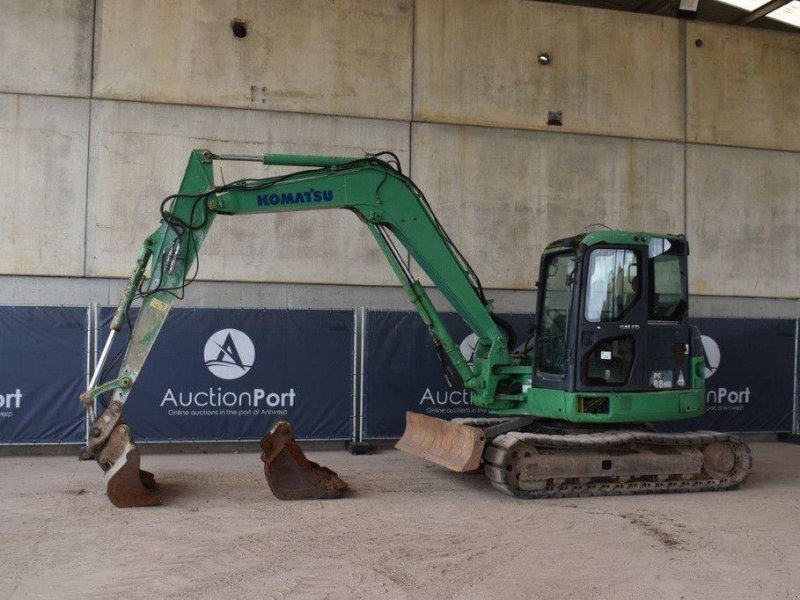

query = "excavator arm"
[82,149,520,506]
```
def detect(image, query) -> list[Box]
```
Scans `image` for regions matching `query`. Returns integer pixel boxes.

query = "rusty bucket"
[99,424,162,508]
[260,421,348,500]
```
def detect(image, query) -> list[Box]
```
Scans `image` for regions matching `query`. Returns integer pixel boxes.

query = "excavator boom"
[82,149,517,506]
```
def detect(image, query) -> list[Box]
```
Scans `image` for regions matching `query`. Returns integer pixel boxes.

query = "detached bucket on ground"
[260,421,348,500]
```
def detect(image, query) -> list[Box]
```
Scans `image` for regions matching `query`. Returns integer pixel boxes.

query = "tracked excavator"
[80,149,751,507]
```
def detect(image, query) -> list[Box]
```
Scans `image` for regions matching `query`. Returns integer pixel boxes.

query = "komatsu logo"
[204,329,254,380]
[257,189,334,206]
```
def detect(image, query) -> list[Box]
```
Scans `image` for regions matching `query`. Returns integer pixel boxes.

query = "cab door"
[576,245,648,392]
[642,237,692,392]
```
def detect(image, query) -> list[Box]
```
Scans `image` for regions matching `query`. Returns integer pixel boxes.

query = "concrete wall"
[414,0,684,140]
[410,123,684,289]
[92,0,413,120]
[687,144,800,297]
[0,0,799,316]
[0,94,89,276]
[0,0,93,97]
[687,22,800,152]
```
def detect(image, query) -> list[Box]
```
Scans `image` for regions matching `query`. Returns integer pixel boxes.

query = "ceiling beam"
[558,0,632,10]
[536,0,631,8]
[734,0,792,24]
[636,0,673,12]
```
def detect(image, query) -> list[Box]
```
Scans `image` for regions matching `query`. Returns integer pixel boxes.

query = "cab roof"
[545,230,687,253]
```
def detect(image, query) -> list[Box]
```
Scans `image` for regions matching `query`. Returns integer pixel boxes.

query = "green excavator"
[80,149,751,507]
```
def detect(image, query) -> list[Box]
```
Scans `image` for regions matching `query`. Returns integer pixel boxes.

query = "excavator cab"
[530,231,703,422]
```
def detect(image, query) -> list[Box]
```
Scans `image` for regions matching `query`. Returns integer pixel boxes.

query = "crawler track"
[482,429,751,498]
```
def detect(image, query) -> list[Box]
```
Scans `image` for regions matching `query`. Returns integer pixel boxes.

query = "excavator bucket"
[98,424,162,508]
[396,411,487,472]
[260,421,348,500]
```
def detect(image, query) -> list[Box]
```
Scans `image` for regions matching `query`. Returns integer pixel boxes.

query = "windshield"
[585,248,640,323]
[536,252,576,379]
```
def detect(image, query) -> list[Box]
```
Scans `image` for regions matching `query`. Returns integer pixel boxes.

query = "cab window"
[585,249,639,323]
[648,237,687,321]
[536,252,576,379]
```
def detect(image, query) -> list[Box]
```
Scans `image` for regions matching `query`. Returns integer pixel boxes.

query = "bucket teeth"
[260,421,348,500]
[396,411,486,472]
[99,424,162,508]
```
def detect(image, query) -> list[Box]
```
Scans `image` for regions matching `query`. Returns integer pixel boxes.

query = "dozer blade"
[396,411,486,472]
[98,424,162,508]
[260,421,348,500]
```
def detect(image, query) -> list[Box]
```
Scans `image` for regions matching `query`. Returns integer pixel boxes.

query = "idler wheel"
[702,442,736,479]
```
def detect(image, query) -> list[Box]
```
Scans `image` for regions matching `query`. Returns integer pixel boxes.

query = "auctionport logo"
[204,329,255,380]
[700,333,751,408]
[701,335,720,378]
[0,389,22,418]
[460,333,479,362]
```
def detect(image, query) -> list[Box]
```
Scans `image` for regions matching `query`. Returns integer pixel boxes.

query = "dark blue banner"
[0,306,86,443]
[362,311,534,438]
[660,318,795,433]
[98,308,354,441]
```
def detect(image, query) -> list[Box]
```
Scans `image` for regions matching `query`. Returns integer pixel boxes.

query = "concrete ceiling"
[533,0,800,32]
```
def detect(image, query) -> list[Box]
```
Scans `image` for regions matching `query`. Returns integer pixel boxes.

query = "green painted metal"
[365,222,481,389]
[85,376,131,401]
[542,230,687,259]
[104,150,216,407]
[489,388,705,423]
[91,148,703,428]
[261,153,360,167]
[110,247,151,332]
[690,356,706,388]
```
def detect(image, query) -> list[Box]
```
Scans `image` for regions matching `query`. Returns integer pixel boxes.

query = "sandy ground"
[1,441,799,600]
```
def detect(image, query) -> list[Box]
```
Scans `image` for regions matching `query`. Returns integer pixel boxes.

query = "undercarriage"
[399,414,752,498]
